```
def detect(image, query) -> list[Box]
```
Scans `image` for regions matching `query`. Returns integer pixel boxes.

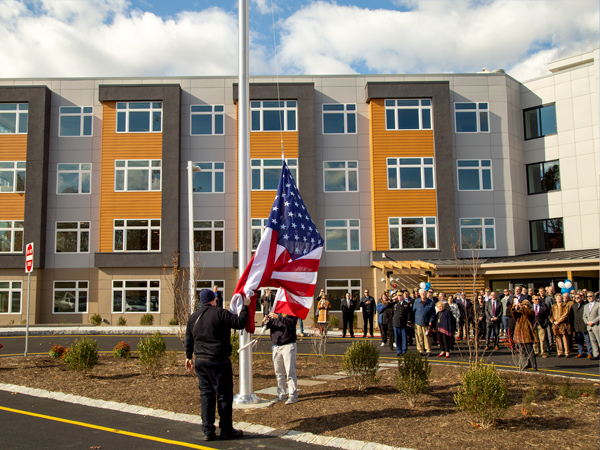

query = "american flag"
[229,161,323,333]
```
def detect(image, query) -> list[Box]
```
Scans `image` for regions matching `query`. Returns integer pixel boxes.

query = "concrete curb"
[0,382,414,450]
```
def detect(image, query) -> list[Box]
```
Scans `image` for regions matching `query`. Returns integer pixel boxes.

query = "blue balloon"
[425,282,431,290]
[561,288,569,294]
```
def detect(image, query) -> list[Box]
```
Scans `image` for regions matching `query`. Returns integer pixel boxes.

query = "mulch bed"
[0,353,598,450]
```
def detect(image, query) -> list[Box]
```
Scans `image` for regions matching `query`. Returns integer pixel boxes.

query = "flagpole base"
[233,393,261,405]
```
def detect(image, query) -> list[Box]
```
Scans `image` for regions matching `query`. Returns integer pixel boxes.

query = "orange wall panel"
[369,99,438,251]
[0,194,25,220]
[99,103,162,252]
[0,135,27,159]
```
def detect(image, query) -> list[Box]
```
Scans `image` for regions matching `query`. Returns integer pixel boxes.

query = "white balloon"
[420,282,426,289]
[558,282,565,289]
[564,281,572,289]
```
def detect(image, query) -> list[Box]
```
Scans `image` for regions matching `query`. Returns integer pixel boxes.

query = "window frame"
[0,281,22,314]
[323,161,358,192]
[324,219,360,252]
[113,219,161,252]
[59,106,93,137]
[454,102,490,133]
[114,159,162,192]
[523,103,557,140]
[457,159,493,191]
[0,161,26,193]
[322,103,357,134]
[389,217,438,250]
[53,281,88,314]
[250,100,297,132]
[192,162,225,193]
[112,280,160,313]
[459,217,496,250]
[385,99,432,130]
[526,160,560,195]
[116,102,162,133]
[251,158,297,191]
[0,221,24,253]
[0,103,28,134]
[387,157,435,190]
[55,221,90,253]
[251,218,268,251]
[529,218,564,252]
[190,104,224,135]
[193,220,224,253]
[57,163,91,195]
[325,279,362,312]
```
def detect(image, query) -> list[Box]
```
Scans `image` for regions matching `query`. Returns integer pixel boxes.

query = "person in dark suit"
[359,289,376,338]
[485,291,502,350]
[213,285,223,308]
[260,288,275,319]
[506,285,527,347]
[531,294,549,357]
[341,292,356,338]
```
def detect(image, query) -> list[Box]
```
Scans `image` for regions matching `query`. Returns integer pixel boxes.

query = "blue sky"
[1,0,598,80]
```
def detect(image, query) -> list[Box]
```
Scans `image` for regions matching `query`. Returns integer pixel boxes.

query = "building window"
[325,219,360,251]
[385,99,431,130]
[59,106,93,137]
[192,162,224,193]
[53,281,88,313]
[387,158,434,189]
[251,218,268,251]
[524,104,557,140]
[530,218,564,252]
[114,219,160,252]
[455,102,489,133]
[0,103,28,134]
[323,161,358,192]
[527,160,560,195]
[457,160,492,191]
[116,102,162,133]
[322,104,356,134]
[251,101,297,132]
[191,105,224,135]
[115,160,161,191]
[251,159,297,190]
[0,221,24,253]
[112,280,160,313]
[325,279,361,311]
[0,161,26,193]
[196,280,224,296]
[56,222,90,253]
[460,218,496,250]
[389,217,437,250]
[57,163,91,194]
[194,220,224,252]
[0,281,21,313]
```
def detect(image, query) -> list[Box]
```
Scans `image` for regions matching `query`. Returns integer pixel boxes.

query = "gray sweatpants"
[272,342,297,400]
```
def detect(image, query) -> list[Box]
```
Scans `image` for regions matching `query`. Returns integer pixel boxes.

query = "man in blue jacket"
[412,289,435,355]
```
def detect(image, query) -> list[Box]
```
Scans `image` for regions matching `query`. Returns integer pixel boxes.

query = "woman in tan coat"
[551,293,572,357]
[511,298,538,370]
[317,294,331,336]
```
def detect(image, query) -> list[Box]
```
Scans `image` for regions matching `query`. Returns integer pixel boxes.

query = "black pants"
[486,321,500,347]
[195,358,234,434]
[438,332,451,353]
[380,322,389,344]
[363,314,374,337]
[343,315,354,337]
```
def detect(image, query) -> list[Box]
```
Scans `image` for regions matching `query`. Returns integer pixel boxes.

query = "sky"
[0,0,598,81]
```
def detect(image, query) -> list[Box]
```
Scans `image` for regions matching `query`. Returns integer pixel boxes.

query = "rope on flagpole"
[271,0,284,160]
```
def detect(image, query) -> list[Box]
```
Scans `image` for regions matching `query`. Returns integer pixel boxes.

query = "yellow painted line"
[0,405,214,449]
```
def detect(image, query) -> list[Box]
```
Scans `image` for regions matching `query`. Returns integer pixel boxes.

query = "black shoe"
[203,432,216,442]
[220,428,243,440]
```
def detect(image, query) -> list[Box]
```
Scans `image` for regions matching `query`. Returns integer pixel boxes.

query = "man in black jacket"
[359,289,376,338]
[532,295,549,357]
[341,292,356,338]
[185,289,249,441]
[393,291,413,355]
[264,311,298,404]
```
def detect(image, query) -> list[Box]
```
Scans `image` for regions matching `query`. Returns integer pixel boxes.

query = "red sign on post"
[25,242,34,273]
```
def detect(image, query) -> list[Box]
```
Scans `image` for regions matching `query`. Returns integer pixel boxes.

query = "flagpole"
[234,0,258,404]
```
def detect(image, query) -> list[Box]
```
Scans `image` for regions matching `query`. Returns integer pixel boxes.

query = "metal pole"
[24,271,31,356]
[234,0,258,404]
[188,161,196,314]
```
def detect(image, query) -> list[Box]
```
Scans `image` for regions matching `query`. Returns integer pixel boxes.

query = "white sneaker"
[380,342,385,347]
[285,397,298,405]
[271,397,285,404]
[393,343,397,348]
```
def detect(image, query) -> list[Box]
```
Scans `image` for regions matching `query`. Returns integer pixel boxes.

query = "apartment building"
[0,49,597,325]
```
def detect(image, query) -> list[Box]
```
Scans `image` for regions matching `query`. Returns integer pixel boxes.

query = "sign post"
[24,242,33,356]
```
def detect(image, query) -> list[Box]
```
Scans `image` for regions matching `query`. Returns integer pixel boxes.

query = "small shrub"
[396,350,431,407]
[329,315,339,328]
[140,314,154,326]
[137,331,166,376]
[454,364,509,428]
[62,336,99,373]
[168,317,179,326]
[310,333,327,359]
[342,340,380,390]
[112,341,131,359]
[230,331,240,363]
[166,349,178,366]
[49,344,66,359]
[90,313,102,326]
[117,316,127,326]
[8,319,14,325]
[558,379,584,399]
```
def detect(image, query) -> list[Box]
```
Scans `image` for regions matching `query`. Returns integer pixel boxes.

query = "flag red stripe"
[273,257,320,273]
